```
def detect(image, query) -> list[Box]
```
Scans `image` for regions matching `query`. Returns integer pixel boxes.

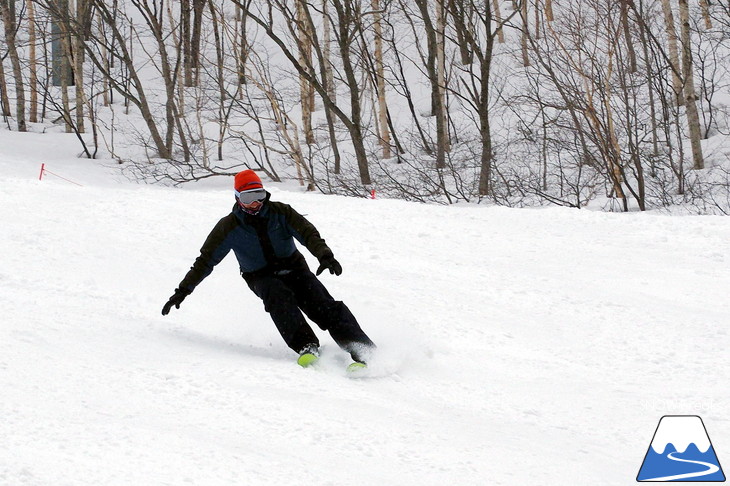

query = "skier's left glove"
[161,288,191,315]
[316,254,343,276]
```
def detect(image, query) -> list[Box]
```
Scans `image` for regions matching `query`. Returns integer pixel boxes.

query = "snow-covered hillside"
[2,130,729,485]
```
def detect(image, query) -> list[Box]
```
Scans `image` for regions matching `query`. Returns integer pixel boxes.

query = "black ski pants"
[245,268,375,362]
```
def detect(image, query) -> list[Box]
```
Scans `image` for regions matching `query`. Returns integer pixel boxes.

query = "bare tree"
[0,0,27,130]
[450,0,518,196]
[448,0,476,63]
[2,0,724,211]
[382,8,432,156]
[435,0,449,161]
[660,0,684,105]
[322,0,336,103]
[57,0,74,132]
[74,0,89,132]
[619,0,637,73]
[0,39,11,117]
[414,0,449,168]
[520,0,653,210]
[190,0,205,84]
[43,0,174,158]
[678,0,704,169]
[372,0,391,159]
[181,0,192,85]
[296,0,315,145]
[27,0,39,122]
[130,0,188,159]
[331,0,372,183]
[521,0,529,67]
[699,0,712,30]
[234,0,372,186]
[208,0,226,161]
[492,0,504,43]
[234,0,252,85]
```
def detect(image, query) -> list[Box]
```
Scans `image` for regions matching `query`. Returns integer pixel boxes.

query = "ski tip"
[346,362,367,374]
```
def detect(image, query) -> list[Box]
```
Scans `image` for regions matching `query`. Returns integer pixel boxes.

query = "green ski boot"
[297,344,320,368]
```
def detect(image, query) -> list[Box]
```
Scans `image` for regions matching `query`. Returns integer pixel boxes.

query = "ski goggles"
[235,188,266,205]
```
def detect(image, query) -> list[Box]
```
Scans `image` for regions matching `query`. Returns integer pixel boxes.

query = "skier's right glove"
[161,288,191,315]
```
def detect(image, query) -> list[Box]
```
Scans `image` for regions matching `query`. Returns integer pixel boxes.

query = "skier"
[161,170,376,371]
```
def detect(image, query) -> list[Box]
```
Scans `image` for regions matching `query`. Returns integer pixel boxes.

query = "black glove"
[316,255,343,276]
[161,288,191,315]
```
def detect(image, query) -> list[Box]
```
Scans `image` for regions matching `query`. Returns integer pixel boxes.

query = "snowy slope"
[1,130,730,485]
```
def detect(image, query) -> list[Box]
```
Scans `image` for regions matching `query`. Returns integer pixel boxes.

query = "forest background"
[1,0,729,213]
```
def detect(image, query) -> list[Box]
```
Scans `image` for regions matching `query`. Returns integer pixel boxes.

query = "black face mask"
[238,200,264,215]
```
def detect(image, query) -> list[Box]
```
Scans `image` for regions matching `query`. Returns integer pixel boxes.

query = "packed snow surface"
[2,130,729,485]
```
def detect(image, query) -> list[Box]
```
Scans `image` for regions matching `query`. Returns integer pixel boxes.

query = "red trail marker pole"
[37,164,83,186]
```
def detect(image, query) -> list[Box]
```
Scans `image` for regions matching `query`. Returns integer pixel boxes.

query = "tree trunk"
[619,0,637,73]
[320,0,340,173]
[98,8,110,106]
[74,0,87,132]
[478,101,493,196]
[322,0,336,104]
[27,0,39,122]
[190,0,205,85]
[294,0,341,174]
[58,6,73,132]
[297,0,315,145]
[678,0,704,169]
[660,0,684,105]
[435,0,449,166]
[372,0,391,159]
[699,0,712,29]
[415,0,438,116]
[181,0,193,86]
[493,0,504,43]
[636,0,659,162]
[477,1,496,196]
[449,0,475,61]
[0,0,27,131]
[415,0,448,168]
[0,53,10,117]
[332,0,371,185]
[602,56,631,209]
[521,0,529,67]
[238,0,251,85]
[209,0,225,160]
[144,0,180,157]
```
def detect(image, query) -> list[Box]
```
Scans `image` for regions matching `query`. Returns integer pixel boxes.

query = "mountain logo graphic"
[637,415,726,482]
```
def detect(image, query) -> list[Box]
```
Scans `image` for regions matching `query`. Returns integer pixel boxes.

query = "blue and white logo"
[637,415,726,482]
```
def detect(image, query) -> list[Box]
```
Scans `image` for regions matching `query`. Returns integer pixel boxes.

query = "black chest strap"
[245,213,277,265]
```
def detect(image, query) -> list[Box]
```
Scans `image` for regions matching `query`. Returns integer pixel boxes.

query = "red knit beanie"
[234,170,264,192]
